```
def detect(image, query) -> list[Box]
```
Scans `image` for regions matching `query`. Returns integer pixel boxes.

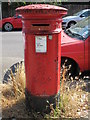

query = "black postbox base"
[25,89,60,113]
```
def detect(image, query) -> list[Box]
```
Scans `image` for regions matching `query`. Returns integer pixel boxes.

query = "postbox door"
[25,33,61,96]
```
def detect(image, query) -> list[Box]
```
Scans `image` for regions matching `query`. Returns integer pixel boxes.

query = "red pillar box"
[16,4,67,112]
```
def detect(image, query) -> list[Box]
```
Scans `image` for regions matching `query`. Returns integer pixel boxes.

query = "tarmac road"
[0,31,24,82]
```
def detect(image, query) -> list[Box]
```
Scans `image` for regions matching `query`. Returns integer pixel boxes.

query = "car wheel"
[3,61,24,83]
[67,21,76,28]
[61,58,79,79]
[4,23,13,31]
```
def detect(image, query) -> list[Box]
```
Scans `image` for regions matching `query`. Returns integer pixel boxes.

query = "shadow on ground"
[2,98,89,120]
[0,28,22,32]
[2,98,34,119]
[1,90,89,120]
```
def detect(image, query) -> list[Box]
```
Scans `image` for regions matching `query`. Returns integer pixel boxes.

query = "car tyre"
[67,21,76,28]
[4,23,13,31]
[61,58,79,79]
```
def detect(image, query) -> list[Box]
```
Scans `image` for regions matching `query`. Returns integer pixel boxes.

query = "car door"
[88,37,90,70]
[61,31,85,72]
[13,15,22,28]
[85,36,90,71]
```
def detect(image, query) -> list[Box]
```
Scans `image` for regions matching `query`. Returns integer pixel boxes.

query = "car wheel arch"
[67,20,77,28]
[61,56,80,76]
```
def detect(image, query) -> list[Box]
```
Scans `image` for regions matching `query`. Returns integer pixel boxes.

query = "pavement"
[0,31,24,82]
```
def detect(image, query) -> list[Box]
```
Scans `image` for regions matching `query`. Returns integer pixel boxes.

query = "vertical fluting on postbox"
[16,4,67,112]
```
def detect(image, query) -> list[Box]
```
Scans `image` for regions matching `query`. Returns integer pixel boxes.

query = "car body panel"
[0,15,22,29]
[11,16,22,28]
[62,16,84,28]
[61,30,90,72]
[84,37,90,70]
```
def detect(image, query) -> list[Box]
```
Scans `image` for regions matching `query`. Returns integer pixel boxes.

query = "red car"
[61,16,90,76]
[0,14,22,31]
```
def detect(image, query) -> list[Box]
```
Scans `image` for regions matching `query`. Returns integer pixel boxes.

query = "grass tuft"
[1,60,89,119]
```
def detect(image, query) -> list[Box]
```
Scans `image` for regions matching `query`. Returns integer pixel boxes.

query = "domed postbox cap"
[16,4,67,19]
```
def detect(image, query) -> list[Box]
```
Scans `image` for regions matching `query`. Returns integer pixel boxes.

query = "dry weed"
[1,60,89,119]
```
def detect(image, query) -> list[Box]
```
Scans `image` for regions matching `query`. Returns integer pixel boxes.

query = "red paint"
[25,34,61,96]
[16,4,67,96]
[0,14,22,29]
[84,37,90,70]
[61,30,90,72]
